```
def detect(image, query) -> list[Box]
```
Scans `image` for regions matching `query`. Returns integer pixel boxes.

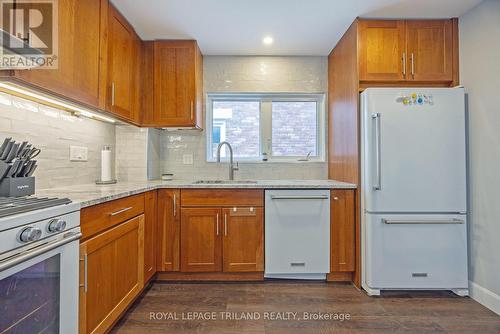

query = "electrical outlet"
[182,154,194,165]
[70,145,88,161]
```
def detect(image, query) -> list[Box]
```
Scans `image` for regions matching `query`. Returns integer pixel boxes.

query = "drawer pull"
[290,262,305,267]
[271,195,328,200]
[110,206,133,216]
[383,219,464,225]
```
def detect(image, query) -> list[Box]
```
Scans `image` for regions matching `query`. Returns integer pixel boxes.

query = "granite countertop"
[35,179,357,208]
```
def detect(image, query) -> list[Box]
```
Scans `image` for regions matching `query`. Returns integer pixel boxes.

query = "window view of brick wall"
[212,101,260,158]
[272,102,317,156]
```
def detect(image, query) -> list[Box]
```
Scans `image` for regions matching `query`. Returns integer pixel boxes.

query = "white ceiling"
[113,0,483,56]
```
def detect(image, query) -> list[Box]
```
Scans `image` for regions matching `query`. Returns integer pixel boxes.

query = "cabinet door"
[406,20,453,82]
[79,215,144,334]
[358,20,406,82]
[105,4,138,121]
[222,207,264,272]
[330,190,355,272]
[153,41,202,127]
[157,189,181,271]
[144,191,157,282]
[180,207,222,272]
[15,0,102,107]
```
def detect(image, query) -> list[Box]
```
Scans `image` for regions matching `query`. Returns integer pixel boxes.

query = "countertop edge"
[36,181,358,209]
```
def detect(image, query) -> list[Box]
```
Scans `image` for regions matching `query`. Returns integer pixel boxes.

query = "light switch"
[70,145,88,161]
[182,154,194,165]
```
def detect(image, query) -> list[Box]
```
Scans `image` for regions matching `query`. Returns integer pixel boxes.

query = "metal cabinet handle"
[224,214,228,236]
[190,101,194,120]
[402,52,406,77]
[110,206,132,216]
[173,194,176,217]
[410,53,415,77]
[80,253,88,293]
[333,197,339,201]
[216,213,219,236]
[383,219,464,225]
[372,113,381,190]
[270,195,329,200]
[111,82,116,106]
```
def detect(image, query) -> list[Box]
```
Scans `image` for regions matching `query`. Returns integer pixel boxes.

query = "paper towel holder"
[96,145,117,185]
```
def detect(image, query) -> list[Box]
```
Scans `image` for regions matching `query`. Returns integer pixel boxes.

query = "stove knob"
[19,227,42,243]
[47,219,67,233]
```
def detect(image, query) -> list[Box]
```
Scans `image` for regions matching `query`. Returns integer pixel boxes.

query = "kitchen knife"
[0,165,10,181]
[0,138,12,156]
[26,164,37,177]
[18,160,33,177]
[17,141,28,157]
[8,160,21,178]
[5,143,20,163]
[0,141,13,160]
[13,159,28,177]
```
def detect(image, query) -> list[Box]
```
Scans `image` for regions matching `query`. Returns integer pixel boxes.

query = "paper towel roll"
[100,145,112,182]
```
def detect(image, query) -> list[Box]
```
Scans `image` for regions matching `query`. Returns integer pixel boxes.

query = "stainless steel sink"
[192,180,258,184]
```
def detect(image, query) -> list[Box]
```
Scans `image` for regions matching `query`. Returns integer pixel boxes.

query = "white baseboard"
[469,280,500,316]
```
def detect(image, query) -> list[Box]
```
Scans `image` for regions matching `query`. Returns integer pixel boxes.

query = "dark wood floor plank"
[110,282,500,334]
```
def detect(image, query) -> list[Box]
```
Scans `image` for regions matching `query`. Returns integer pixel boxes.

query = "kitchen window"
[206,93,325,162]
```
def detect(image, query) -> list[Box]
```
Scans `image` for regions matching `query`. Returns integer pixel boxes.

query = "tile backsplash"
[0,92,116,189]
[160,56,329,180]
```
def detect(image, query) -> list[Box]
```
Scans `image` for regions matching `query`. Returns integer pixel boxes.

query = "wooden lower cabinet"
[79,215,144,334]
[222,207,264,272]
[144,191,157,282]
[179,206,264,274]
[157,189,181,271]
[180,207,222,272]
[330,190,356,273]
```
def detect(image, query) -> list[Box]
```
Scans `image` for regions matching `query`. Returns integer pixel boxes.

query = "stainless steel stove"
[0,196,81,334]
[0,196,73,218]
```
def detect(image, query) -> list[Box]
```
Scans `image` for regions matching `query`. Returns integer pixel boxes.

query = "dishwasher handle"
[270,195,329,200]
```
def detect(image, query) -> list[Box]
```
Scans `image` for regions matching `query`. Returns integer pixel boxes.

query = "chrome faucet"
[216,141,239,180]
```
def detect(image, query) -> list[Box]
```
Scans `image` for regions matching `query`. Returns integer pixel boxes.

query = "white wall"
[460,0,500,315]
[160,56,329,180]
[0,92,152,189]
[0,93,116,189]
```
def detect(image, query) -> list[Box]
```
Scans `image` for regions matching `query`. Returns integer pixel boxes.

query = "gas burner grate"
[0,197,72,218]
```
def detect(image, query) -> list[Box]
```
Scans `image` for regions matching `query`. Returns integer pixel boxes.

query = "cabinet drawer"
[181,189,263,207]
[81,194,145,239]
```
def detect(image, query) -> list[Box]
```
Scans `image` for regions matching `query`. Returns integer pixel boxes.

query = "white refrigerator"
[360,88,468,296]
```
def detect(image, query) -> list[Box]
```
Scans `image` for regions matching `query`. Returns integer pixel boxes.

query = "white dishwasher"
[265,190,330,280]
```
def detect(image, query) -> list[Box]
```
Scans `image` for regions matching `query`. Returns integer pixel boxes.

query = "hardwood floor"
[110,281,500,334]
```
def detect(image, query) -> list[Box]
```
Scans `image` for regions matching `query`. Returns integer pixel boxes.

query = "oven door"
[0,230,81,334]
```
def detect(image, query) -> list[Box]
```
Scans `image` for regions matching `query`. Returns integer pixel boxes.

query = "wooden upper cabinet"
[357,19,457,84]
[180,207,222,272]
[406,20,454,82]
[12,0,103,107]
[358,20,406,82]
[330,190,355,272]
[102,4,140,122]
[222,207,264,272]
[153,40,203,128]
[157,189,181,272]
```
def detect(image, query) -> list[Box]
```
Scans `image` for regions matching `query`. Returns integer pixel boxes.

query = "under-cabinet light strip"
[0,82,116,124]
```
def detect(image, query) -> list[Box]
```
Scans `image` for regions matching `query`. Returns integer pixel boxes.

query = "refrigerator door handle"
[382,218,464,225]
[372,113,382,190]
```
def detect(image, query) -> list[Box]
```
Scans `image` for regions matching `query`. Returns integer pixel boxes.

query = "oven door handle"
[0,231,82,272]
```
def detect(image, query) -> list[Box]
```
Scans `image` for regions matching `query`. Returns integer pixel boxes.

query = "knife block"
[0,177,35,197]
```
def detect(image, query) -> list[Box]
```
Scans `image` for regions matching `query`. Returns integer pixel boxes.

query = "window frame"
[206,93,326,163]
